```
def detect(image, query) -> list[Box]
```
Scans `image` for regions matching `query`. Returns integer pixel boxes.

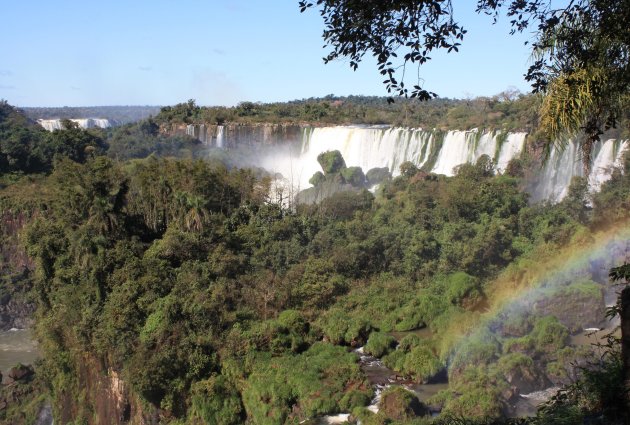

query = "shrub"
[442,272,481,307]
[366,167,392,186]
[242,343,371,423]
[378,387,427,420]
[531,316,570,354]
[277,309,308,334]
[341,166,366,187]
[382,349,407,372]
[309,171,325,186]
[364,332,397,357]
[318,308,372,345]
[317,150,346,174]
[398,334,422,352]
[190,375,244,425]
[403,346,443,382]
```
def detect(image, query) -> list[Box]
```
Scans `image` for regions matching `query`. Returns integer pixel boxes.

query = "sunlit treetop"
[301,0,630,167]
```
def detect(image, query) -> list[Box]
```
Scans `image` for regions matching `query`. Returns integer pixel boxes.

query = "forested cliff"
[1,99,629,424]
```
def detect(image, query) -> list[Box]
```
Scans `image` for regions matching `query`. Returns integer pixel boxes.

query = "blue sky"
[0,1,535,106]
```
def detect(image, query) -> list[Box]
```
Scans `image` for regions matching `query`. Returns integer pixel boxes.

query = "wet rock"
[532,281,605,332]
[296,178,359,205]
[35,402,53,425]
[0,291,36,331]
[379,387,428,420]
[501,358,551,397]
[366,167,391,186]
[8,364,34,382]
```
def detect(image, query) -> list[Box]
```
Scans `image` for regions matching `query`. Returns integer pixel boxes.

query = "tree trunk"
[621,286,630,419]
[581,137,594,177]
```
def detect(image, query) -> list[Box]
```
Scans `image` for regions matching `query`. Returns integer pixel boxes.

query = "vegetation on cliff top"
[1,102,629,423]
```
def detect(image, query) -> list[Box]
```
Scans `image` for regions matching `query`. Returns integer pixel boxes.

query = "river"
[0,328,38,383]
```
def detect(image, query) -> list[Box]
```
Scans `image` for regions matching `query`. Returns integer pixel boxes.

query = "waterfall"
[199,124,207,144]
[265,125,625,202]
[37,118,112,131]
[186,124,196,138]
[295,126,437,185]
[216,125,224,148]
[297,127,528,183]
[529,138,628,202]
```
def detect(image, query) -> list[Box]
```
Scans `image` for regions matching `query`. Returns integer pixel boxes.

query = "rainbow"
[443,220,630,358]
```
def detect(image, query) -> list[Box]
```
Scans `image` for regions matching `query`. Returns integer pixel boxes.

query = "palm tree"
[176,191,209,232]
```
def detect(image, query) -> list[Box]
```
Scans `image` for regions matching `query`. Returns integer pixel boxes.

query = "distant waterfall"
[38,118,112,131]
[269,126,626,202]
[216,125,224,148]
[291,127,526,186]
[431,130,527,175]
[529,138,628,202]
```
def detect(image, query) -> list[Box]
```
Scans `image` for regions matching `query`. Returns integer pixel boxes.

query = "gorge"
[2,98,630,424]
[177,123,628,203]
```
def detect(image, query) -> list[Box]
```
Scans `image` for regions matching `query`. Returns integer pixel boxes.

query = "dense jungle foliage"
[1,100,629,424]
[154,94,544,132]
[154,95,630,143]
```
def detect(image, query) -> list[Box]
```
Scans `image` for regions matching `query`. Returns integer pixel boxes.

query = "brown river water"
[0,328,39,383]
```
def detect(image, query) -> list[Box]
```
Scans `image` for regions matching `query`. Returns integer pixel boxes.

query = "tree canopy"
[300,0,630,164]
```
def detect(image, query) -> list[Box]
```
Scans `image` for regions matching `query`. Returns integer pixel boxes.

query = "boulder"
[340,166,366,187]
[309,171,325,187]
[532,281,605,333]
[379,387,428,420]
[8,364,34,382]
[366,167,391,186]
[317,150,346,174]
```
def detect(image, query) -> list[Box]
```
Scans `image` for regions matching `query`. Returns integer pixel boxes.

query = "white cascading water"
[186,124,196,138]
[266,125,626,202]
[38,118,112,131]
[199,124,207,144]
[216,125,224,148]
[279,126,526,188]
[529,138,628,202]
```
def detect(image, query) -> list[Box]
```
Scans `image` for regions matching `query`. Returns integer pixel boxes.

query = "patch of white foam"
[520,387,561,402]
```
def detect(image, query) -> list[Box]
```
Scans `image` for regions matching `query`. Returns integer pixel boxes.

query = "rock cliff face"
[57,357,159,425]
[162,122,304,148]
[0,211,33,272]
[0,211,35,330]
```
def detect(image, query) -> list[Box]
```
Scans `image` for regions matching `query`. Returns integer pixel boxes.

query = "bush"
[339,390,372,411]
[242,343,371,424]
[450,331,501,373]
[404,346,443,382]
[366,167,392,186]
[499,310,532,337]
[190,375,244,425]
[317,150,346,174]
[441,272,481,307]
[309,171,325,186]
[398,334,422,352]
[441,386,503,419]
[531,316,570,354]
[382,349,407,372]
[364,332,397,357]
[341,166,366,187]
[378,387,427,420]
[318,308,372,345]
